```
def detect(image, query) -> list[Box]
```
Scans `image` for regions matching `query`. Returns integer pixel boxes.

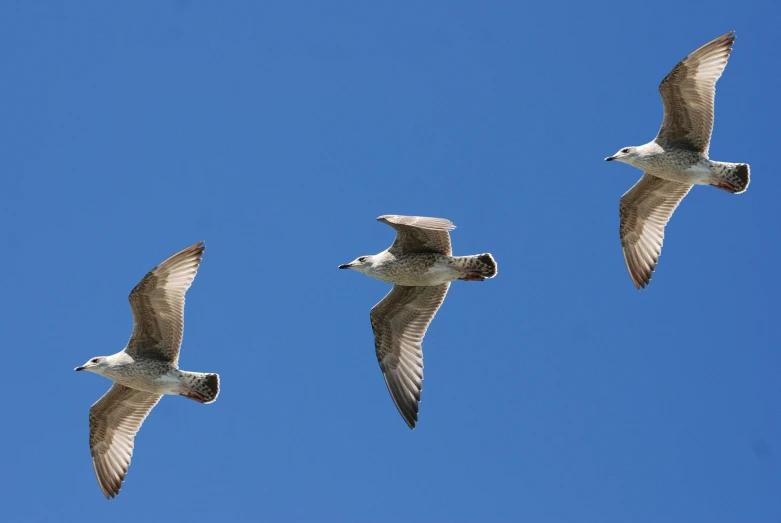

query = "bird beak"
[338,263,351,269]
[74,366,86,371]
[605,156,616,161]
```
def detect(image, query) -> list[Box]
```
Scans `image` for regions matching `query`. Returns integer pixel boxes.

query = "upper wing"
[655,32,735,154]
[89,384,162,499]
[124,242,205,364]
[377,215,454,256]
[620,173,692,289]
[369,283,450,429]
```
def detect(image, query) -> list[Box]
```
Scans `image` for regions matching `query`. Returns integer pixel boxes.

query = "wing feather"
[620,174,692,289]
[377,215,454,256]
[655,32,735,154]
[369,284,450,429]
[125,242,204,364]
[89,384,161,499]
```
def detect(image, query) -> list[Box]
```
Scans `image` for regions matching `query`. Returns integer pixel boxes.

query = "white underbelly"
[116,373,181,395]
[152,374,184,395]
[682,163,714,183]
[421,265,458,285]
[683,163,711,175]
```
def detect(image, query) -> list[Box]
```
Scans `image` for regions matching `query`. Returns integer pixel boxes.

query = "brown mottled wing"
[89,384,162,499]
[655,32,735,154]
[377,215,454,256]
[370,283,450,429]
[124,242,204,365]
[620,174,692,289]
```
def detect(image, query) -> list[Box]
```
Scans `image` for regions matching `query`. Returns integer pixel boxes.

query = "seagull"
[75,242,219,499]
[339,215,497,429]
[606,32,750,289]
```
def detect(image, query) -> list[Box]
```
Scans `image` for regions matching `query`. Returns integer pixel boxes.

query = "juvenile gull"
[339,215,498,429]
[75,242,219,499]
[606,32,750,289]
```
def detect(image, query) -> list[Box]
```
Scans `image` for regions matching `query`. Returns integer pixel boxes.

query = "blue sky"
[1,1,779,521]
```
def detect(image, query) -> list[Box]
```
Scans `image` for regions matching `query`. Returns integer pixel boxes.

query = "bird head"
[75,356,108,374]
[338,255,375,273]
[605,146,639,165]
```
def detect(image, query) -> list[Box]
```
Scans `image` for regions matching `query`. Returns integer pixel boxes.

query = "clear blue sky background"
[0,1,779,521]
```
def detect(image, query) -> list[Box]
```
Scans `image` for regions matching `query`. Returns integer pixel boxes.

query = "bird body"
[86,353,173,393]
[87,353,218,402]
[617,142,747,191]
[347,251,497,286]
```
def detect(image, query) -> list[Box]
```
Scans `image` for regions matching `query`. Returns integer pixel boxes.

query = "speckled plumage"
[76,242,219,499]
[606,32,750,289]
[358,251,496,286]
[340,215,497,429]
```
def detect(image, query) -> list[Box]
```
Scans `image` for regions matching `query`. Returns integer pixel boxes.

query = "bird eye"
[91,358,99,363]
[358,257,367,262]
[621,148,629,153]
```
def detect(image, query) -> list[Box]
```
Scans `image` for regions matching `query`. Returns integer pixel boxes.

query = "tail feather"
[476,253,498,278]
[181,372,220,404]
[454,253,498,281]
[713,163,750,194]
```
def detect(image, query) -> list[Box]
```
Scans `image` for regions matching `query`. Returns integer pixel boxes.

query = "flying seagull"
[339,215,497,429]
[75,242,219,499]
[606,31,750,289]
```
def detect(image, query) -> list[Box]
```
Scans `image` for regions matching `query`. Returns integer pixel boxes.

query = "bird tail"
[453,253,498,281]
[180,372,220,404]
[711,162,750,194]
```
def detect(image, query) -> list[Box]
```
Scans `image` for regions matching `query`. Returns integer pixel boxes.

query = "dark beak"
[605,156,616,161]
[75,366,86,371]
[338,264,351,269]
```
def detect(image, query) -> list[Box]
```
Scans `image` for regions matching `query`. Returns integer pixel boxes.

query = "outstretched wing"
[89,384,162,499]
[124,242,205,364]
[370,283,450,429]
[620,174,692,289]
[655,32,735,154]
[378,215,454,256]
